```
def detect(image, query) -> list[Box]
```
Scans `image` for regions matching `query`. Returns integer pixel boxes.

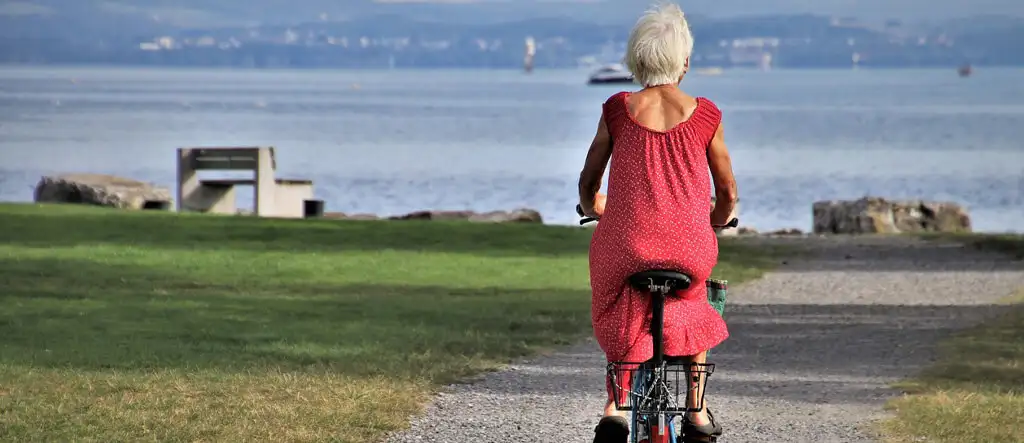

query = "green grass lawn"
[0,203,779,442]
[882,293,1024,443]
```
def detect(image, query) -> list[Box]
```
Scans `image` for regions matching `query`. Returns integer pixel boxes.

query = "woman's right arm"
[708,122,738,226]
[578,110,613,218]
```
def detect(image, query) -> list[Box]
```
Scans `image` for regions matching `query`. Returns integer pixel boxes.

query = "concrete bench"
[176,147,314,218]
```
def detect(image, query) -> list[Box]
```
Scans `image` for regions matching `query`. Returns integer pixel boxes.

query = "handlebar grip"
[577,204,599,225]
[715,218,739,228]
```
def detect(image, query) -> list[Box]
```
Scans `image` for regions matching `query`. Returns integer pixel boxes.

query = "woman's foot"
[682,408,723,441]
[685,410,711,426]
[593,415,629,443]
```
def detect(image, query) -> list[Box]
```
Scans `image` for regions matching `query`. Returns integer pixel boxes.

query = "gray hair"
[623,3,694,87]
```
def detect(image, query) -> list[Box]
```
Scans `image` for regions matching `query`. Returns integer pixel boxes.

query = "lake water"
[1,66,1022,232]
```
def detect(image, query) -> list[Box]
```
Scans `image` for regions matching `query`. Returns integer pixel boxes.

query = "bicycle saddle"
[628,269,692,293]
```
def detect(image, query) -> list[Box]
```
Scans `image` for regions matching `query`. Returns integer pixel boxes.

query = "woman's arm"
[578,111,613,218]
[708,121,738,226]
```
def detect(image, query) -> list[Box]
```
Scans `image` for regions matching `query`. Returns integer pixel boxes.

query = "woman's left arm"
[578,111,613,218]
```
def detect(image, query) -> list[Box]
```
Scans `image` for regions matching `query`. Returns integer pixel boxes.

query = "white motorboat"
[587,63,634,85]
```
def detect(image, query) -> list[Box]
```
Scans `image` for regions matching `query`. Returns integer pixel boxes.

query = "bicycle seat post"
[647,278,669,371]
[647,278,672,440]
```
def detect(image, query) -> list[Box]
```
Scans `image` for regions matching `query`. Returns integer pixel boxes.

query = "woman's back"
[594,88,722,272]
[625,87,699,132]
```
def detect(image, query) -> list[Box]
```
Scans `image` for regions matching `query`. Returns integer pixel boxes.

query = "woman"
[578,3,738,442]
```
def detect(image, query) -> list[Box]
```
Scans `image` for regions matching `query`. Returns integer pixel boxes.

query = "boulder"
[388,210,475,221]
[469,209,543,223]
[388,208,543,224]
[736,227,760,236]
[812,197,971,234]
[324,212,380,221]
[764,228,804,236]
[34,173,172,210]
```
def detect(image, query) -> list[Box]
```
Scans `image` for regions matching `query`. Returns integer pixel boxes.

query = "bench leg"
[177,148,200,213]
[254,148,276,217]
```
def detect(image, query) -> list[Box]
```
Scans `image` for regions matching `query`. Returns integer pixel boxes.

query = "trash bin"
[303,199,324,218]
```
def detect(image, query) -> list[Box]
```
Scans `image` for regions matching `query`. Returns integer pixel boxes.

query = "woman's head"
[623,2,694,87]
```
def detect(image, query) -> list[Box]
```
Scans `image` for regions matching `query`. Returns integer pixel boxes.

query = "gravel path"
[387,236,1024,443]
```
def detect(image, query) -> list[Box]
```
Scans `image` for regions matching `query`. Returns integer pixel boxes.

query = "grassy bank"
[920,232,1024,260]
[882,287,1024,442]
[0,203,778,442]
[969,234,1024,260]
[885,232,1024,442]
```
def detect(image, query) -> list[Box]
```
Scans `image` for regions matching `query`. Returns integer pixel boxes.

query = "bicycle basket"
[706,278,727,317]
[607,361,715,414]
[706,278,727,359]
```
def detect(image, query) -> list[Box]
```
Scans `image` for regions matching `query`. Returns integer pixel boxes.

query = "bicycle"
[577,204,738,443]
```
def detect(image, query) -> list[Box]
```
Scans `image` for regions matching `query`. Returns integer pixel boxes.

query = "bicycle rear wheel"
[633,415,676,443]
[628,367,678,443]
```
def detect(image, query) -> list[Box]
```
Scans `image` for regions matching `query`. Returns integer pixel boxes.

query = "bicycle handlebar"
[575,204,739,228]
[575,204,599,225]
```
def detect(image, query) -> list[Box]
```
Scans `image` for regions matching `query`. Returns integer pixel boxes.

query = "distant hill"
[1,1,1021,68]
[4,0,1024,29]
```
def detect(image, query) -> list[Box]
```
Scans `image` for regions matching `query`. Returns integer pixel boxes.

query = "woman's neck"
[643,83,680,91]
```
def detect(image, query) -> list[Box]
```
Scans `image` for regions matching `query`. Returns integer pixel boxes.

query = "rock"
[388,209,543,224]
[347,214,381,221]
[388,210,476,221]
[324,212,380,220]
[324,209,543,223]
[812,197,971,234]
[33,173,172,210]
[468,209,543,224]
[765,228,804,236]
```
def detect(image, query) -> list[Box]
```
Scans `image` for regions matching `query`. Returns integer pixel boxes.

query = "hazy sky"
[357,0,1023,21]
[686,0,1023,20]
[326,0,1024,24]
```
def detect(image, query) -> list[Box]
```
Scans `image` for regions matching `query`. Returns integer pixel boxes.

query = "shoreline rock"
[34,173,172,210]
[170,197,974,237]
[468,209,543,223]
[813,197,971,234]
[324,212,380,221]
[324,208,543,224]
[764,228,805,236]
[387,209,542,223]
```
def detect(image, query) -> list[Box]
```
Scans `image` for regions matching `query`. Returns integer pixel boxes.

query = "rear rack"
[607,361,715,414]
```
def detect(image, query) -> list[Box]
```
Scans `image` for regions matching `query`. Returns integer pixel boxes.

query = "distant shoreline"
[3,63,1024,72]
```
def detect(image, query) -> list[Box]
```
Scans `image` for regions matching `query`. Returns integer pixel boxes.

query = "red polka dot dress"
[590,91,729,377]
